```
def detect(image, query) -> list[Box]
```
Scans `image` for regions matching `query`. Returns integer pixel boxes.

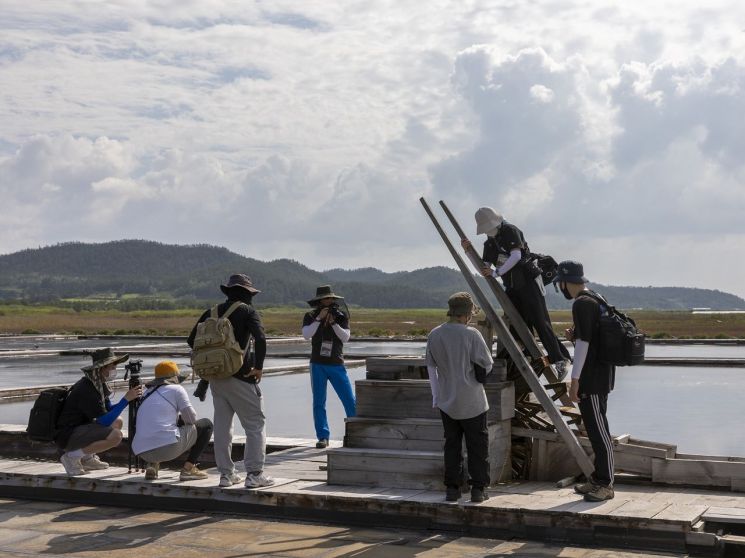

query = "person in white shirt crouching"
[132,360,213,481]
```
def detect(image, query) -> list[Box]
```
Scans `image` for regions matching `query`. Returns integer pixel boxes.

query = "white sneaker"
[219,472,243,487]
[245,471,275,488]
[60,453,87,476]
[80,454,109,471]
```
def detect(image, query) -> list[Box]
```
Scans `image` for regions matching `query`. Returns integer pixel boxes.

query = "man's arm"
[426,365,439,408]
[425,339,440,408]
[496,248,521,277]
[175,386,198,424]
[245,307,267,371]
[302,312,320,339]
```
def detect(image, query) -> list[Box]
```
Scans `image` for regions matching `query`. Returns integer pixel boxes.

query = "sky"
[1,1,745,297]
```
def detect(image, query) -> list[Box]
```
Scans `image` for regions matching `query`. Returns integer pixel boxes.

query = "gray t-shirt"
[425,322,494,420]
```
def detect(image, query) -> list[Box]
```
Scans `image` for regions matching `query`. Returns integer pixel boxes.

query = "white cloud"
[2,1,745,298]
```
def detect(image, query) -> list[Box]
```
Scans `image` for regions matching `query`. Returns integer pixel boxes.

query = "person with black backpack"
[463,207,571,378]
[54,348,143,476]
[554,260,616,502]
[187,273,273,489]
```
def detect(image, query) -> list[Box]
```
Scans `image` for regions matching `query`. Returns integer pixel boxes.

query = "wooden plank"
[627,438,677,457]
[344,417,443,441]
[327,468,443,490]
[608,499,671,519]
[652,504,707,523]
[327,449,443,475]
[344,437,441,452]
[421,198,593,477]
[703,507,745,524]
[355,380,515,422]
[653,459,745,488]
[676,453,745,463]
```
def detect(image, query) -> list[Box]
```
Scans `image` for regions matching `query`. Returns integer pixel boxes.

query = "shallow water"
[1,338,745,454]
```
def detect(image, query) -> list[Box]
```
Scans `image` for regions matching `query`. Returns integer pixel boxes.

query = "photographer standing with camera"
[55,348,143,476]
[302,285,356,449]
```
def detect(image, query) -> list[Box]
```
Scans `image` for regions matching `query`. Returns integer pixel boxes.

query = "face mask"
[560,284,573,300]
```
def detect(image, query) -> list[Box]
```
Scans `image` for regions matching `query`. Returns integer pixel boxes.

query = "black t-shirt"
[482,222,531,291]
[55,377,108,448]
[573,292,616,395]
[187,298,267,381]
[303,310,349,365]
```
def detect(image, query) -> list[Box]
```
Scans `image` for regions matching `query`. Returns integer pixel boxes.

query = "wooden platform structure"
[1,453,744,555]
[327,357,514,490]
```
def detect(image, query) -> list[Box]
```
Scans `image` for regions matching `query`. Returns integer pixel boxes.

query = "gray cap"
[447,292,476,316]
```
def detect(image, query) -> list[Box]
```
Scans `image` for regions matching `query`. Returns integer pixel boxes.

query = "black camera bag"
[583,291,645,366]
[27,387,70,442]
[531,253,559,285]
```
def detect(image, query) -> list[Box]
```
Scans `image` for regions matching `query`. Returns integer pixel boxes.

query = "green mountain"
[0,240,743,310]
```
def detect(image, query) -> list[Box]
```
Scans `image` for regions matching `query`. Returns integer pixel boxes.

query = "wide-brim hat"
[307,285,344,305]
[81,348,129,372]
[220,273,260,295]
[475,207,504,235]
[554,260,589,284]
[146,360,189,387]
[447,291,479,316]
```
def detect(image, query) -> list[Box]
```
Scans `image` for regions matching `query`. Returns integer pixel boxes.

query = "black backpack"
[27,387,69,442]
[583,291,645,366]
[531,253,559,285]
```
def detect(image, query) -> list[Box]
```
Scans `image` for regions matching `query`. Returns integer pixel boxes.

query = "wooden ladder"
[420,197,594,477]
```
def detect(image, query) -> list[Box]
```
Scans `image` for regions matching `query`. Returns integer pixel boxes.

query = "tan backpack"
[191,302,247,380]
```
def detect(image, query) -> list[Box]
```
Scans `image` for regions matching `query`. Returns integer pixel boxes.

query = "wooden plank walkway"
[0,456,738,554]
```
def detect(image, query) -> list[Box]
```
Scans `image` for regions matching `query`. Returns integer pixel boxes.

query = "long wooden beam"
[419,197,594,477]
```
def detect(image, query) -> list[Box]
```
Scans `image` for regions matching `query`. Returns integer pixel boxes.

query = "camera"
[328,303,346,322]
[193,378,209,401]
[124,359,143,388]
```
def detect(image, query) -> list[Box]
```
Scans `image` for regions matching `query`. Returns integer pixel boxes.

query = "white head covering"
[474,207,504,235]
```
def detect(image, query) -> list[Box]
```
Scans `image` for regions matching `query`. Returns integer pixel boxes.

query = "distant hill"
[1,240,743,310]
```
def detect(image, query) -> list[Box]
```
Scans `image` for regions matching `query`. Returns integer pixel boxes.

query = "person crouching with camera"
[131,361,213,481]
[55,348,143,476]
[301,285,356,449]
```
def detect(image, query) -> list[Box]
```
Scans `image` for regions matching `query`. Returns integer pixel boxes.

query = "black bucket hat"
[554,260,588,284]
[307,285,344,305]
[81,348,129,372]
[220,273,261,295]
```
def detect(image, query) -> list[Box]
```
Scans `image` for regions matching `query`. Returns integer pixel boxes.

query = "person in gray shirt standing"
[426,292,494,503]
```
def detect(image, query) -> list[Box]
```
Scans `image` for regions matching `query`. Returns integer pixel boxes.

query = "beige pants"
[137,424,197,464]
[209,377,266,475]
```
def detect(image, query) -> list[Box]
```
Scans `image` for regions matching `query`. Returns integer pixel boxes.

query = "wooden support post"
[420,197,594,477]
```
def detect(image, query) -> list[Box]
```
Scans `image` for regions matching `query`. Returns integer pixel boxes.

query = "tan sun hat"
[447,292,479,317]
[81,348,129,372]
[475,207,504,235]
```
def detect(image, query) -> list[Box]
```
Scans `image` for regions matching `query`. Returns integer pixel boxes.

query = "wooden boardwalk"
[1,453,743,554]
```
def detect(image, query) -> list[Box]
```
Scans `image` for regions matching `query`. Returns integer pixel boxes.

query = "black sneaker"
[445,487,460,502]
[470,487,489,503]
[315,439,329,449]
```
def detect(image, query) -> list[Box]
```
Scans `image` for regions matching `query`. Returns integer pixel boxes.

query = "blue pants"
[310,363,356,440]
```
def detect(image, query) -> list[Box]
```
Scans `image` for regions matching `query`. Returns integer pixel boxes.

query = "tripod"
[123,359,143,473]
